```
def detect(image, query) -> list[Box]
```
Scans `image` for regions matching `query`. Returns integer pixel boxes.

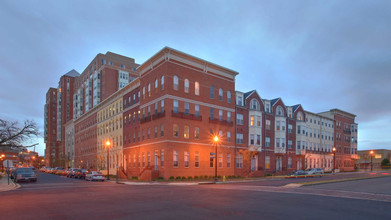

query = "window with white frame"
[227,112,231,122]
[276,106,284,116]
[256,135,261,145]
[276,138,280,147]
[161,75,164,90]
[184,79,189,93]
[195,104,199,117]
[265,137,270,147]
[288,124,293,133]
[194,127,199,139]
[173,150,178,167]
[227,154,231,168]
[227,132,231,142]
[195,151,199,167]
[276,121,280,130]
[281,138,285,148]
[173,100,178,113]
[236,154,243,168]
[236,114,243,125]
[227,91,231,103]
[173,124,179,137]
[251,99,259,110]
[195,81,199,95]
[173,75,178,90]
[184,102,189,115]
[236,133,243,144]
[250,116,255,126]
[161,99,164,113]
[219,88,223,101]
[250,134,255,145]
[210,86,214,99]
[184,151,189,167]
[219,110,223,120]
[288,140,292,149]
[184,126,189,139]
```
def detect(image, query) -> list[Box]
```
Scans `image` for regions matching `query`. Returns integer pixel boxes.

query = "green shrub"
[181,176,186,180]
[131,176,138,180]
[203,175,209,179]
[176,176,181,180]
[194,176,199,179]
[187,176,193,180]
[158,177,164,180]
[217,175,222,179]
[169,176,175,180]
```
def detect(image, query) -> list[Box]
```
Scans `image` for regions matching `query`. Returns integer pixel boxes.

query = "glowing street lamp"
[370,150,374,171]
[213,135,219,183]
[332,147,336,174]
[106,140,111,180]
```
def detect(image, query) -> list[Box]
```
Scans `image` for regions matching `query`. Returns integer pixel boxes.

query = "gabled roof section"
[271,98,280,106]
[292,104,301,112]
[244,90,255,99]
[64,69,80,77]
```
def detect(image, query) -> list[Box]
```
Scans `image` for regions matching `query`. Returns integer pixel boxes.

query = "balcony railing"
[152,111,166,120]
[343,129,351,134]
[140,116,152,124]
[209,118,234,126]
[171,111,202,121]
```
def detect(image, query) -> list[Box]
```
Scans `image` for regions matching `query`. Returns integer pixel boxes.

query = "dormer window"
[276,106,284,116]
[237,96,243,106]
[250,99,259,110]
[297,112,303,121]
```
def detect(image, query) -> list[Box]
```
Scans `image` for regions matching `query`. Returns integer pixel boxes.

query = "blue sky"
[0,0,390,156]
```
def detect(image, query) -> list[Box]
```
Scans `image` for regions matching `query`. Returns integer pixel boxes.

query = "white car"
[85,171,105,181]
[306,168,324,175]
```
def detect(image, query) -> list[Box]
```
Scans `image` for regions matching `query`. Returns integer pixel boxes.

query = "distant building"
[355,149,391,170]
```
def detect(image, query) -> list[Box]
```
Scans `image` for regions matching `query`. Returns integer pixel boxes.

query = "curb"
[299,174,391,186]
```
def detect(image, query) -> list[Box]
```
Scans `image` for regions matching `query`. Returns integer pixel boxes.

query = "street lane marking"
[208,185,391,203]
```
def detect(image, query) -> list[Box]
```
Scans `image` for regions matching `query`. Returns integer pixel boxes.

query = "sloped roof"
[244,90,255,99]
[292,104,301,112]
[64,69,80,77]
[271,98,280,106]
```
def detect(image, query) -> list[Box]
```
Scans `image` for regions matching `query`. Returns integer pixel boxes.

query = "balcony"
[343,129,351,134]
[209,118,234,126]
[152,111,166,120]
[275,147,286,154]
[171,111,202,121]
[140,116,152,124]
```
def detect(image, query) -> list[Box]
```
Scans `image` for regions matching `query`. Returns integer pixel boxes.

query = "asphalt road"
[0,172,390,220]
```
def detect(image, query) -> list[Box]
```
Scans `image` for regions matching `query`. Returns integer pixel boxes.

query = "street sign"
[3,160,13,168]
[210,153,216,155]
[210,156,216,159]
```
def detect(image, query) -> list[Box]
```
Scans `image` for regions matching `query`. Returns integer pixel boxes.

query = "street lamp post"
[106,140,111,180]
[370,150,374,172]
[213,136,219,183]
[332,147,336,174]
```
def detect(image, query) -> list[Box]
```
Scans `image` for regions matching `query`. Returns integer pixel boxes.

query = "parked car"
[14,167,37,183]
[75,169,89,179]
[289,170,307,176]
[306,168,324,175]
[53,167,64,175]
[66,168,79,178]
[85,171,105,181]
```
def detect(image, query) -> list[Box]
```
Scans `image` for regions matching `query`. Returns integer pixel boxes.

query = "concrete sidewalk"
[0,173,19,192]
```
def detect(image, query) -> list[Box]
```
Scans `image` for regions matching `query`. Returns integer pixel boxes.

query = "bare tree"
[0,119,40,148]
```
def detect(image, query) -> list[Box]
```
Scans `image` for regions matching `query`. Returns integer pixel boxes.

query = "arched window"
[161,75,164,90]
[219,88,223,101]
[148,83,151,97]
[184,79,189,93]
[195,81,199,95]
[250,99,259,110]
[155,79,158,91]
[276,106,284,116]
[173,75,178,90]
[297,112,303,121]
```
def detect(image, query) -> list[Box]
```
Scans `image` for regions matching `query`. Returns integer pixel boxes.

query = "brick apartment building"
[44,47,358,178]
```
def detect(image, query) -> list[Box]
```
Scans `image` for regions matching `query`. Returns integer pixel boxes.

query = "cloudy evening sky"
[0,0,390,155]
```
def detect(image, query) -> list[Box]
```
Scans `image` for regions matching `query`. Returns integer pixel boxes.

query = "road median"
[298,174,390,186]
